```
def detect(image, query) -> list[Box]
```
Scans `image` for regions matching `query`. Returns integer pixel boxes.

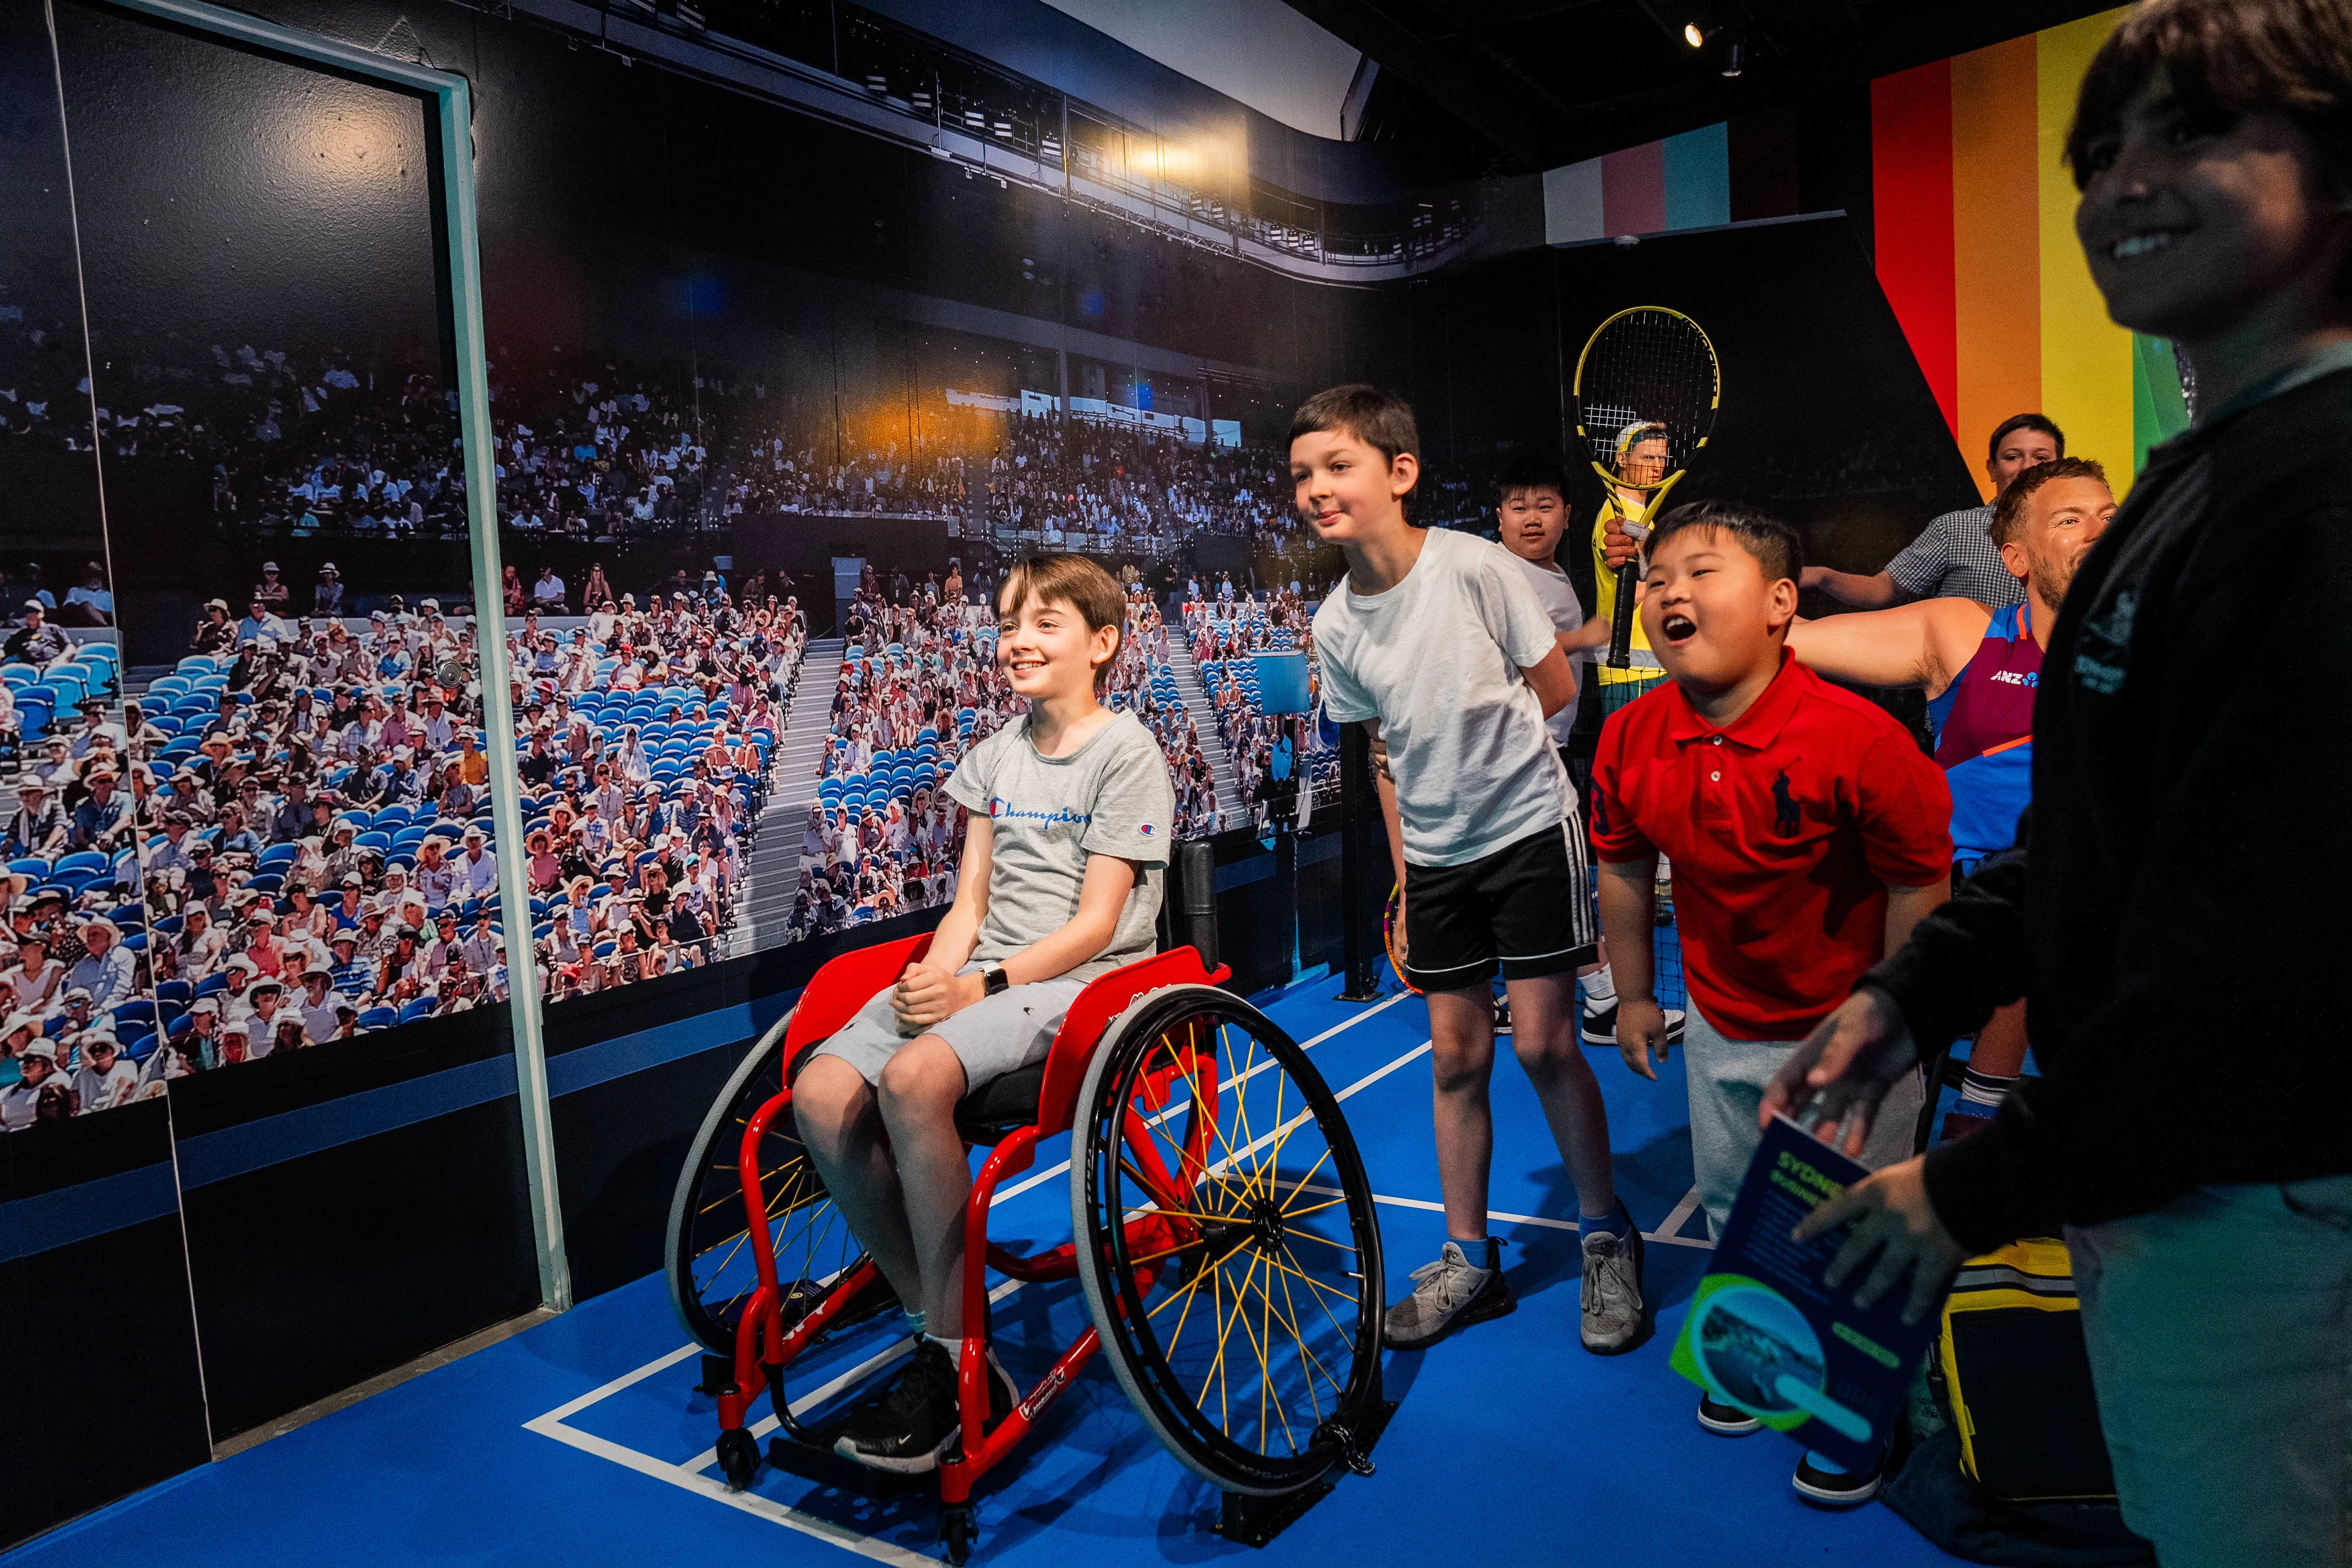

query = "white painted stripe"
[535,1342,702,1425]
[523,1415,937,1565]
[986,987,1415,1209]
[1657,1183,1704,1241]
[1293,1183,1715,1252]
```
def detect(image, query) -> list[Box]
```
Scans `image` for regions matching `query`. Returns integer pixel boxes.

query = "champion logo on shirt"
[1138,823,1155,838]
[988,798,1091,828]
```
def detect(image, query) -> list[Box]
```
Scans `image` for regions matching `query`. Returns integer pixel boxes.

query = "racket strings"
[1576,310,1717,473]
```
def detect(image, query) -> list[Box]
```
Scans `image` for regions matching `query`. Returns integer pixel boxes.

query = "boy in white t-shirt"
[1493,454,1685,1050]
[1298,387,1646,1356]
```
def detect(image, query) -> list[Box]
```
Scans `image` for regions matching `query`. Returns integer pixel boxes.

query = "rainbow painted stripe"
[1871,6,2190,499]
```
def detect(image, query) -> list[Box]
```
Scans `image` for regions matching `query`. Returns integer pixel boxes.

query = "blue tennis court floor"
[11,975,1957,1566]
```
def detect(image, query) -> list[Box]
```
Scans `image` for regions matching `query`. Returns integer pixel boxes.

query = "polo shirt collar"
[1662,647,1806,749]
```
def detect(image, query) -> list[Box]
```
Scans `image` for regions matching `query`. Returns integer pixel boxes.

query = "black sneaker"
[1580,1000,1687,1046]
[834,1340,1015,1474]
[1492,995,1513,1036]
[1793,1450,1883,1507]
[1696,1393,1764,1435]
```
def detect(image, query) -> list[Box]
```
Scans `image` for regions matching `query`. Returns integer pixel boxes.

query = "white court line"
[1351,1191,1713,1251]
[523,1414,938,1566]
[1656,1184,1704,1242]
[532,989,1734,1561]
[986,986,1415,1208]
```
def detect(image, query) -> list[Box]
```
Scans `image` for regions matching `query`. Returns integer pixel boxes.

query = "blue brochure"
[1670,1115,1936,1471]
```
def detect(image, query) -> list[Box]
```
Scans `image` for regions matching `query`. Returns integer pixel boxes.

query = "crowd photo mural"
[0,0,1413,1130]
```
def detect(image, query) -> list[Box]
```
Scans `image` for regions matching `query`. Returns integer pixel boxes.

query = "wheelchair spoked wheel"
[1382,882,1421,996]
[665,1016,870,1355]
[1072,985,1385,1497]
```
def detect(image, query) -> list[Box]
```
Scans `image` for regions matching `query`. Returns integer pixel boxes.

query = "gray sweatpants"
[1683,1001,1923,1241]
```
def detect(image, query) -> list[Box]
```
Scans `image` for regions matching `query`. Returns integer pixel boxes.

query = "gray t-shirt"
[1885,504,2025,607]
[1314,527,1573,868]
[1508,552,1587,745]
[946,708,1174,982]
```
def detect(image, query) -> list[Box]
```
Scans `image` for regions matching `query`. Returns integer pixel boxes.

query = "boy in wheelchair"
[790,554,1175,1473]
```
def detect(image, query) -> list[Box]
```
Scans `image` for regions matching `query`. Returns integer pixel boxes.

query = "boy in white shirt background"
[1298,386,1647,1357]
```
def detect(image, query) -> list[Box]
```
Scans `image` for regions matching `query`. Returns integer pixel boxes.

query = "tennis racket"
[1572,307,1721,668]
[1382,882,1421,996]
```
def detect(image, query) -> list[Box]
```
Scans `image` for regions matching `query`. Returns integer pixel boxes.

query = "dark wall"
[1408,213,1976,582]
[0,1102,210,1549]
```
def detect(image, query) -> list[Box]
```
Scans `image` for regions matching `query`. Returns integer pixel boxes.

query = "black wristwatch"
[981,962,1009,996]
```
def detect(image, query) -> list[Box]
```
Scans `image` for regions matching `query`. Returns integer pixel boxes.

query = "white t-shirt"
[1313,527,1573,867]
[1507,552,1587,746]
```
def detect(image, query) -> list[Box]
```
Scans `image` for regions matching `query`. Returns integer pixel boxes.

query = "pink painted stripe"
[1600,140,1667,237]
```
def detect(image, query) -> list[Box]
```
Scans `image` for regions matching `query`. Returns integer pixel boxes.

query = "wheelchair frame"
[712,929,1259,1545]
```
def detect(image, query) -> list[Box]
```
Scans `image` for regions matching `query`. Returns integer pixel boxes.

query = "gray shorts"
[805,963,1088,1092]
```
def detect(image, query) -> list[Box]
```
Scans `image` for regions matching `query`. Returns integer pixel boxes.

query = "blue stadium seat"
[358,1008,399,1030]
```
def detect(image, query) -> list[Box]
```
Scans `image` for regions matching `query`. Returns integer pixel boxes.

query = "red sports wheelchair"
[665,844,1388,1561]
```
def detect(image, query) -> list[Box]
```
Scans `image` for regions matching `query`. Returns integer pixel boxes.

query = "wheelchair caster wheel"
[940,1504,976,1565]
[715,1427,760,1491]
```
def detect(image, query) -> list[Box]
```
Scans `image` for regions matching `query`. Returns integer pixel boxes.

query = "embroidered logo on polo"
[1772,769,1801,836]
[2075,589,2138,696]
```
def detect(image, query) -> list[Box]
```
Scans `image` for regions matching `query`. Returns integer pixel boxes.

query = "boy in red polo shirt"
[1589,501,1951,1505]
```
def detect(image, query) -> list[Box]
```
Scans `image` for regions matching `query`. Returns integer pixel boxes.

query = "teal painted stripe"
[1663,123,1731,232]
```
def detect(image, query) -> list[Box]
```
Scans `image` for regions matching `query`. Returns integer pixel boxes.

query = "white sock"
[1582,963,1616,1006]
[925,1332,965,1360]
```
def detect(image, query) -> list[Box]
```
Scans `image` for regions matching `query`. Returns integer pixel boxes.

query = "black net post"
[1335,721,1384,1001]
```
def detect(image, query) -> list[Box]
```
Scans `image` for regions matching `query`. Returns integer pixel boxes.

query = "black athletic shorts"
[1402,820,1598,992]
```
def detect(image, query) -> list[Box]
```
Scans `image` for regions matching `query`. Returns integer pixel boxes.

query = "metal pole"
[1335,721,1383,1001]
[438,74,572,1311]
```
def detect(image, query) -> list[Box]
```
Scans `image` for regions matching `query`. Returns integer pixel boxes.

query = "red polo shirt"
[1589,650,1952,1040]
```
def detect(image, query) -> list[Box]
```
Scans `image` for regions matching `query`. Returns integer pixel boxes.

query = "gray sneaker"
[1580,1218,1648,1354]
[1382,1240,1515,1350]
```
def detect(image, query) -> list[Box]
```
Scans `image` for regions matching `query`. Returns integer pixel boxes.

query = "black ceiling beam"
[1280,0,1590,169]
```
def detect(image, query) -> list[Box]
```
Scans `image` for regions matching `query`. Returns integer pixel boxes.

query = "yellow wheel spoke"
[1148,1233,1257,1320]
[1281,1226,1357,1256]
[1277,1149,1337,1214]
[1168,1037,1255,1190]
[1263,1257,1341,1411]
[1263,1244,1362,1310]
[1221,1024,1267,1205]
[1161,1243,1211,1362]
[1124,1236,1208,1270]
[1278,1240,1362,1351]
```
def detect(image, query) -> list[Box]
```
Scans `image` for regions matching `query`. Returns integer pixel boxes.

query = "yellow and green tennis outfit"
[1590,499,1668,715]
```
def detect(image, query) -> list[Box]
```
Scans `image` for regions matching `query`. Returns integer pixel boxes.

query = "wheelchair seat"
[952,1060,1047,1144]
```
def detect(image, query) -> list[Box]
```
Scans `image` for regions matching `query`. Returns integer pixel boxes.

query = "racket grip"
[1606,562,1639,669]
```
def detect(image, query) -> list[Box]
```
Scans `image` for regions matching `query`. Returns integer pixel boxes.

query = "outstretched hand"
[1759,987,1921,1159]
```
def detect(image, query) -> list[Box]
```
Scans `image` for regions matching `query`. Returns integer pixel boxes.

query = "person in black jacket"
[1762,4,2352,1563]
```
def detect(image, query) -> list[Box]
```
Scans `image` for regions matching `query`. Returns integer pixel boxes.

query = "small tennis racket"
[1382,882,1421,996]
[1572,307,1721,668]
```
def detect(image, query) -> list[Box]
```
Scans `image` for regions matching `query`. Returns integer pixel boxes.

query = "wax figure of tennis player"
[1782,457,2115,1138]
[1588,421,1674,716]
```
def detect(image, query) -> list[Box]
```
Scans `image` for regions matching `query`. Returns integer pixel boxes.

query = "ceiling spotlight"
[1683,20,1706,47]
[1720,28,1745,76]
